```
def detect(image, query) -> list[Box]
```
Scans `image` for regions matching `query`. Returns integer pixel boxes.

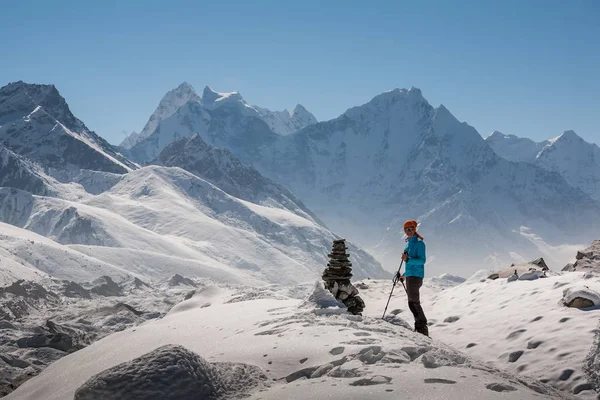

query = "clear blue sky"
[1,0,598,145]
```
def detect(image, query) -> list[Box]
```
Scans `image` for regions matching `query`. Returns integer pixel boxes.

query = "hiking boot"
[415,325,429,337]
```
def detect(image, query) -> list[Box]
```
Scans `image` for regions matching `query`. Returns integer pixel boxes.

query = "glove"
[393,272,405,284]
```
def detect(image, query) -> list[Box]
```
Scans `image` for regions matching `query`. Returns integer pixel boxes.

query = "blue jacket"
[404,235,426,278]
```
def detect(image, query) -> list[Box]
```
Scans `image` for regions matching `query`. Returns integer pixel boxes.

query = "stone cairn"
[322,239,365,315]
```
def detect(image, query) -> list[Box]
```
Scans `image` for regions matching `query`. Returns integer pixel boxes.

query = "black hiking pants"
[406,276,428,334]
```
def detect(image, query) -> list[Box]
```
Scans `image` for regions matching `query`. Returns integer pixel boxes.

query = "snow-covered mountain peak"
[0,81,85,132]
[201,86,244,108]
[344,87,432,122]
[486,130,508,140]
[550,129,583,145]
[377,86,425,103]
[121,82,201,149]
[0,81,137,173]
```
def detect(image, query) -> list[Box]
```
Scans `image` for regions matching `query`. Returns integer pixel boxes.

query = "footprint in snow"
[443,316,460,323]
[329,347,345,356]
[508,350,524,362]
[485,383,517,392]
[341,338,381,345]
[506,329,527,340]
[349,375,392,386]
[353,332,371,337]
[424,378,457,384]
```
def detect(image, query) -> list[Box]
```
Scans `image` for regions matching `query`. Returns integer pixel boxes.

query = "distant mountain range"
[0,81,386,285]
[119,84,317,155]
[486,130,600,201]
[125,83,600,275]
[1,80,599,278]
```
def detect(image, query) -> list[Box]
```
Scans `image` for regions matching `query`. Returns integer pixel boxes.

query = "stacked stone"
[322,239,365,315]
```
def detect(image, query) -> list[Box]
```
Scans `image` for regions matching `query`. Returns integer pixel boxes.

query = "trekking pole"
[382,259,404,319]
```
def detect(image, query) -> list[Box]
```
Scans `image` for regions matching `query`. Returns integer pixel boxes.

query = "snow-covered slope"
[0,144,57,196]
[0,82,136,173]
[356,270,600,398]
[486,130,600,201]
[0,166,386,284]
[119,82,200,149]
[154,134,323,225]
[0,221,131,285]
[6,284,574,400]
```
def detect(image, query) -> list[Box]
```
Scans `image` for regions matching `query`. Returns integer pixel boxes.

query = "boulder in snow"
[518,270,545,281]
[73,344,266,400]
[563,287,600,309]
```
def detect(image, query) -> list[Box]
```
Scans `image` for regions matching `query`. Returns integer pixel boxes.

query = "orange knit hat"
[403,220,423,240]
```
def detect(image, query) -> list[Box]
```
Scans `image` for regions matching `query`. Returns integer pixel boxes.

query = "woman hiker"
[394,220,429,337]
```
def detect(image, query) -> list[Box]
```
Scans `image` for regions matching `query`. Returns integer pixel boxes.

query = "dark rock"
[443,316,460,323]
[485,383,517,392]
[16,332,73,352]
[530,258,549,270]
[508,350,524,362]
[565,297,595,309]
[132,278,151,289]
[110,303,144,316]
[184,290,196,300]
[91,276,123,297]
[0,355,29,368]
[0,321,17,330]
[559,369,574,381]
[487,273,500,280]
[0,280,58,300]
[63,281,91,299]
[168,274,197,287]
[527,340,543,349]
[562,263,574,272]
[73,344,266,400]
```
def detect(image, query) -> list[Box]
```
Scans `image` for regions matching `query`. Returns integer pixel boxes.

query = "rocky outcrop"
[62,281,91,299]
[90,276,123,297]
[168,274,197,288]
[563,240,600,273]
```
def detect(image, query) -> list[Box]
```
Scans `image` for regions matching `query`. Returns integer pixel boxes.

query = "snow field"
[6,284,574,400]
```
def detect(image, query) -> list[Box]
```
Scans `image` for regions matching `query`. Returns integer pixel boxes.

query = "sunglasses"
[404,227,415,232]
